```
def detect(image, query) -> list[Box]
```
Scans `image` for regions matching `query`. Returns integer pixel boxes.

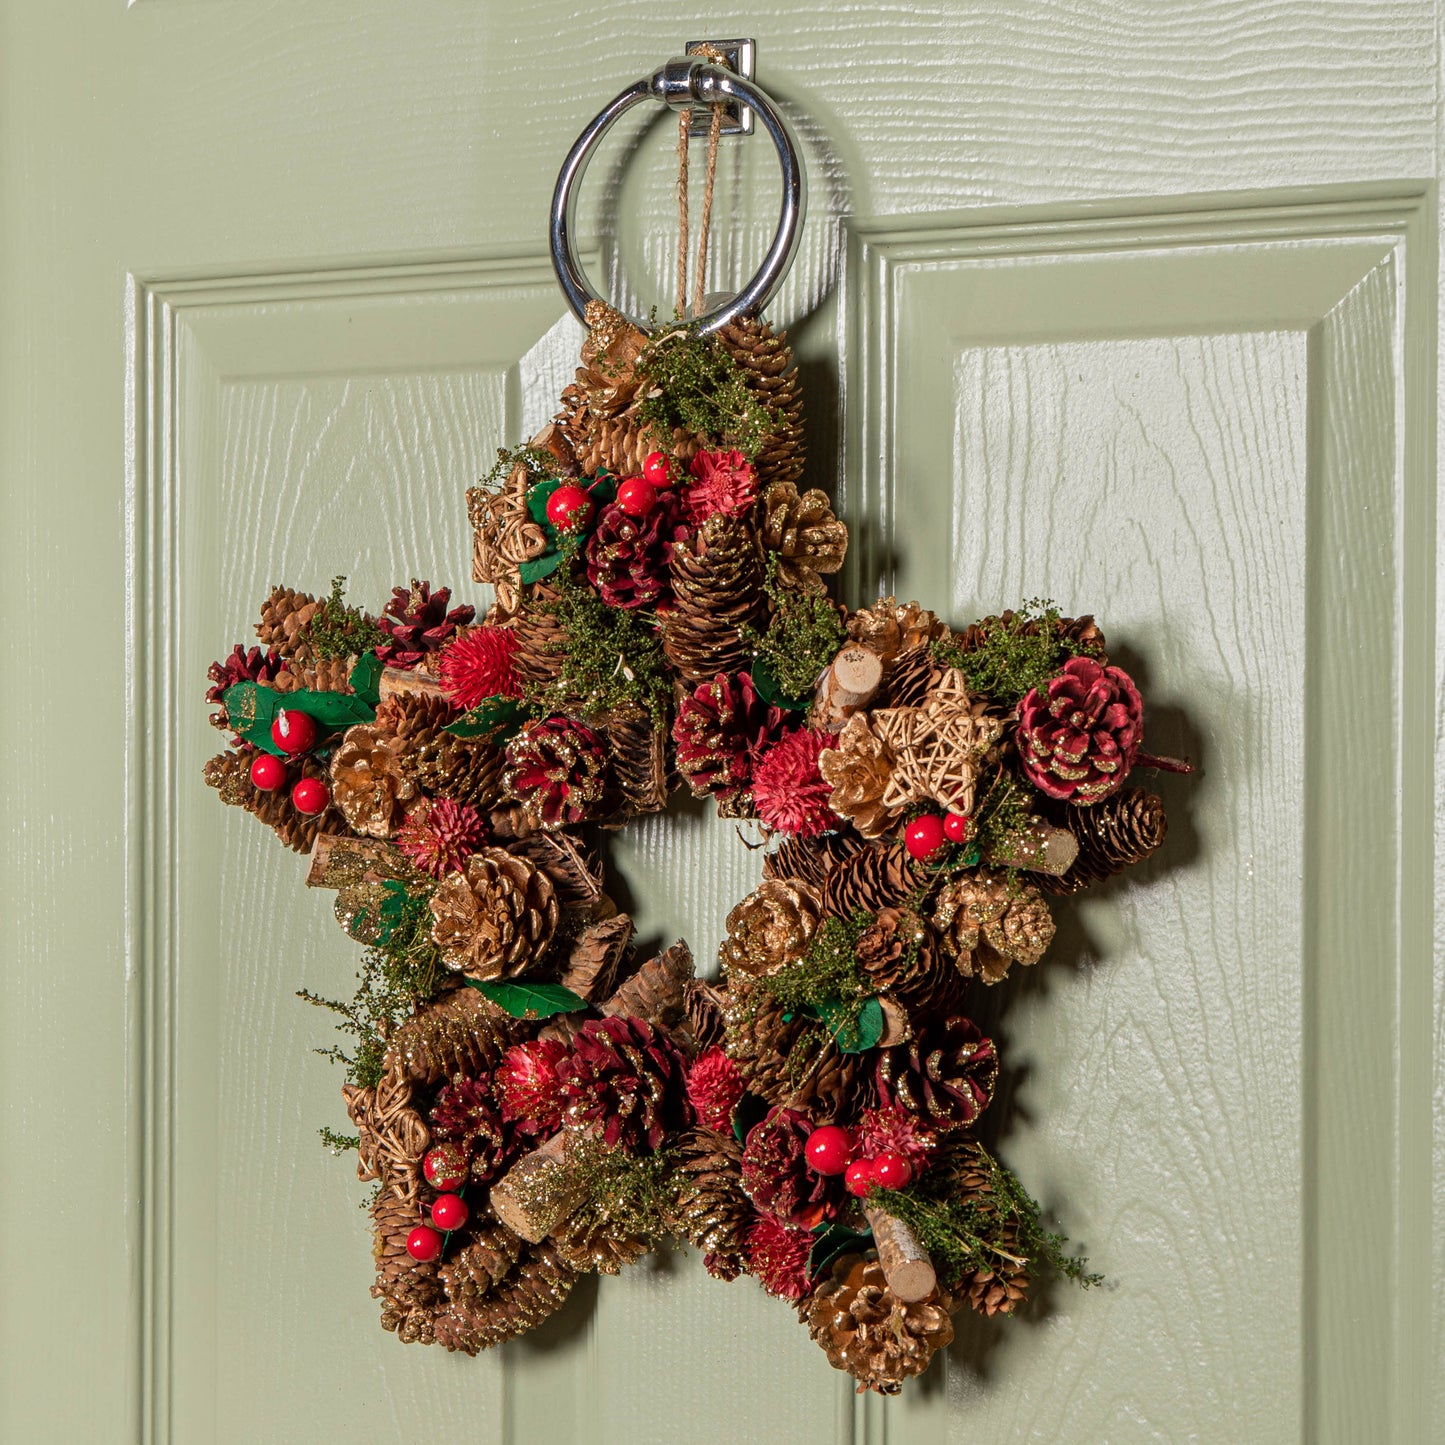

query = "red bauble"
[270,708,317,755]
[844,1159,876,1198]
[406,1225,443,1262]
[870,1152,913,1189]
[546,484,594,531]
[249,753,286,792]
[616,476,657,518]
[642,451,672,487]
[943,812,971,844]
[290,777,329,815]
[904,813,948,861]
[429,1193,469,1232]
[804,1125,853,1177]
[423,1143,469,1192]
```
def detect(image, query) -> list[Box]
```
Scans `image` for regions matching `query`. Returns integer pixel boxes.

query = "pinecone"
[372,1184,444,1325]
[719,878,823,980]
[934,1137,1031,1316]
[439,1222,525,1311]
[557,914,634,1002]
[330,723,418,838]
[781,1034,876,1125]
[601,705,670,816]
[715,317,805,491]
[429,1076,514,1184]
[875,1015,998,1130]
[845,598,949,666]
[558,1015,690,1152]
[270,655,355,694]
[430,1242,580,1354]
[660,514,765,686]
[1035,787,1168,896]
[385,693,508,813]
[682,978,728,1051]
[723,983,808,1105]
[762,831,866,892]
[1016,657,1143,803]
[574,300,650,415]
[504,717,609,829]
[820,841,926,919]
[666,1127,753,1279]
[507,831,608,914]
[255,585,319,661]
[741,1105,844,1226]
[818,714,902,839]
[585,493,686,610]
[551,1198,652,1276]
[672,670,785,805]
[879,643,940,709]
[854,906,933,992]
[757,481,847,592]
[596,940,694,1031]
[385,985,518,1089]
[203,747,344,853]
[508,582,568,692]
[561,398,700,479]
[804,1252,954,1394]
[427,847,559,981]
[376,581,475,670]
[932,868,1055,982]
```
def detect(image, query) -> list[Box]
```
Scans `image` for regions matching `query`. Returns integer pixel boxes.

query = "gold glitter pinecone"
[854,905,933,992]
[428,847,560,981]
[818,714,902,839]
[757,480,847,593]
[821,841,926,919]
[716,315,805,492]
[330,722,418,838]
[804,1252,954,1395]
[666,1127,753,1279]
[660,513,766,686]
[383,984,519,1091]
[376,692,507,813]
[430,1242,581,1355]
[1035,787,1169,896]
[762,831,866,892]
[203,748,344,854]
[933,868,1055,983]
[719,878,823,980]
[255,585,319,662]
[551,1197,652,1276]
[845,597,950,666]
[439,1222,525,1313]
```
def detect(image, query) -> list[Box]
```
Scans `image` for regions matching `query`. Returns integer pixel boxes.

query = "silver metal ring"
[550,58,806,337]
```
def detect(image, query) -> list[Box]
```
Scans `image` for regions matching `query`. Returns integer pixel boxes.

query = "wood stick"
[864,1204,937,1303]
[378,666,449,703]
[981,820,1079,876]
[305,834,408,888]
[487,1133,584,1243]
[812,643,883,729]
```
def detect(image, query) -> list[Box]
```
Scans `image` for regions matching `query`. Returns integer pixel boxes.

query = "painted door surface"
[2,4,1440,1443]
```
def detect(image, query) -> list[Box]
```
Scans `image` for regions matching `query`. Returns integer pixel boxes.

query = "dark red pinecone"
[206,644,283,732]
[376,580,476,669]
[585,493,687,609]
[428,1075,513,1184]
[672,671,786,805]
[1016,656,1143,804]
[503,716,609,828]
[875,1016,999,1130]
[740,1105,845,1227]
[557,1015,691,1153]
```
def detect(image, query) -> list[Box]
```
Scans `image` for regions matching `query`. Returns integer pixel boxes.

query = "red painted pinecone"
[1016,656,1143,804]
[875,1016,999,1130]
[205,644,284,733]
[377,580,476,669]
[584,493,686,609]
[740,1105,845,1227]
[428,1076,517,1185]
[672,670,786,805]
[503,717,609,828]
[557,1015,691,1153]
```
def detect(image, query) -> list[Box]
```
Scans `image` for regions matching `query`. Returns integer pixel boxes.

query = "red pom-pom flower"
[751,727,839,838]
[395,797,488,879]
[686,1047,745,1133]
[745,1214,814,1301]
[438,625,521,708]
[683,449,759,526]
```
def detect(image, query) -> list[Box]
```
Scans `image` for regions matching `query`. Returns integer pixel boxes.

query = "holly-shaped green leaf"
[807,1221,875,1281]
[463,979,587,1020]
[222,680,376,755]
[348,651,384,705]
[817,995,885,1054]
[443,695,529,741]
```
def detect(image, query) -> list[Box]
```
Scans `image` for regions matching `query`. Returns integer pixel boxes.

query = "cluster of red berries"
[405,1145,474,1262]
[248,707,331,814]
[803,1124,917,1198]
[902,809,971,862]
[543,451,674,533]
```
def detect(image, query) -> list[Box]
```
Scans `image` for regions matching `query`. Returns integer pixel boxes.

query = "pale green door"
[3,4,1440,1443]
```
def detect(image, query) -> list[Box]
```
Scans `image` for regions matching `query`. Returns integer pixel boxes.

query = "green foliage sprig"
[636,326,773,457]
[931,599,1090,706]
[759,912,875,1017]
[749,562,847,701]
[477,441,559,494]
[564,1134,681,1240]
[304,575,386,661]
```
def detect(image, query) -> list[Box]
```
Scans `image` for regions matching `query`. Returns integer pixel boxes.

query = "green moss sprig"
[931,599,1089,706]
[749,563,847,701]
[759,913,874,1016]
[636,326,773,456]
[477,441,559,494]
[303,576,386,661]
[564,1134,681,1240]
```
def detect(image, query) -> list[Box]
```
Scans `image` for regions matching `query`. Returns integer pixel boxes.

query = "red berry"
[545,484,594,531]
[616,476,657,518]
[430,1193,469,1232]
[270,708,318,755]
[844,1159,876,1198]
[904,813,948,861]
[642,451,672,487]
[943,812,971,844]
[423,1144,468,1192]
[804,1125,853,1176]
[249,753,286,792]
[871,1152,913,1189]
[406,1225,443,1262]
[290,777,329,815]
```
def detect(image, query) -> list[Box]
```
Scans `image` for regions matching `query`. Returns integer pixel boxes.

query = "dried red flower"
[854,1100,937,1174]
[745,1214,814,1301]
[494,1038,568,1135]
[686,1047,745,1134]
[395,797,488,878]
[751,727,839,838]
[437,626,522,708]
[684,449,759,526]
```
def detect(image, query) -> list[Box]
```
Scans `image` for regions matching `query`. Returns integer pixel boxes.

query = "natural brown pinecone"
[559,388,701,479]
[879,643,941,709]
[428,847,559,980]
[557,913,634,1002]
[430,1242,581,1354]
[271,655,354,694]
[820,841,926,919]
[330,722,418,838]
[762,831,866,891]
[719,878,823,979]
[439,1222,525,1312]
[757,481,847,592]
[509,582,569,693]
[716,316,805,492]
[507,831,608,914]
[804,1252,954,1395]
[781,1033,876,1125]
[371,1184,444,1318]
[682,978,728,1050]
[384,986,518,1090]
[601,704,670,815]
[598,940,694,1032]
[932,868,1055,983]
[722,982,809,1105]
[202,748,344,853]
[1035,787,1168,896]
[933,1137,1031,1316]
[660,513,765,686]
[818,714,902,839]
[845,598,950,666]
[255,585,320,661]
[666,1127,752,1278]
[854,906,933,992]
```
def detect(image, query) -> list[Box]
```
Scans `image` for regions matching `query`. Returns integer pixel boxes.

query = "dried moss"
[635,326,772,457]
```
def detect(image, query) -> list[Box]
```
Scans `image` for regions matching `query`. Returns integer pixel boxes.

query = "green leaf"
[373,880,414,945]
[817,995,885,1054]
[348,651,384,705]
[751,655,812,712]
[222,680,376,754]
[443,695,529,740]
[463,979,587,1020]
[807,1221,874,1281]
[517,551,563,585]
